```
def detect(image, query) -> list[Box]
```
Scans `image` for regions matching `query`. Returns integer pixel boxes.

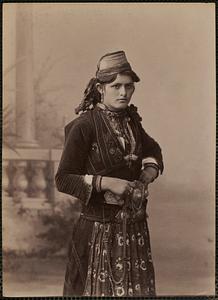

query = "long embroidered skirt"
[83,219,156,297]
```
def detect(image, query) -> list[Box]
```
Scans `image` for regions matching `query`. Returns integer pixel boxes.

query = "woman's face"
[99,73,135,111]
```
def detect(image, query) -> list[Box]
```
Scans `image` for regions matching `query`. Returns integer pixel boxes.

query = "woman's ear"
[96,83,104,94]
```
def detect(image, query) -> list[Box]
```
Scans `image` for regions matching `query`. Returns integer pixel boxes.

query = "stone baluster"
[29,161,47,199]
[12,161,28,198]
[2,160,9,197]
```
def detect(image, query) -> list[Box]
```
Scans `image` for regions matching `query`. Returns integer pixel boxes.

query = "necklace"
[98,103,137,167]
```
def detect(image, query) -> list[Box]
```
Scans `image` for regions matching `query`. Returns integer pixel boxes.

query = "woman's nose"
[119,86,127,97]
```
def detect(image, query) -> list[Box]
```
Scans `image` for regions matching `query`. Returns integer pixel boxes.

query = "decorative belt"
[80,213,111,223]
[80,209,148,224]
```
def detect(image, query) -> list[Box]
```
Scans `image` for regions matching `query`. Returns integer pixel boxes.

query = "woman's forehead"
[110,74,134,84]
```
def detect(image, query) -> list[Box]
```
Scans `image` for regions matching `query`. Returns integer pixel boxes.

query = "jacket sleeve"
[140,126,164,174]
[55,115,94,205]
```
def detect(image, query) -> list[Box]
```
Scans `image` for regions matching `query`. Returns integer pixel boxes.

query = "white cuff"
[142,157,159,170]
[84,174,93,185]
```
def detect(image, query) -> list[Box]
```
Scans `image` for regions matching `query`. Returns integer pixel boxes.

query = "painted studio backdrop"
[3,3,215,297]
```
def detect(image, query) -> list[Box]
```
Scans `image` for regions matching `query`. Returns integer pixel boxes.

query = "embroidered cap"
[96,51,140,82]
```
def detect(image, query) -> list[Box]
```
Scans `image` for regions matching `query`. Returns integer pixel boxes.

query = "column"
[15,3,39,148]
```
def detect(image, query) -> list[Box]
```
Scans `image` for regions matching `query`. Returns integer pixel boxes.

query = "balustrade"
[13,160,29,198]
[2,148,62,210]
[29,161,47,199]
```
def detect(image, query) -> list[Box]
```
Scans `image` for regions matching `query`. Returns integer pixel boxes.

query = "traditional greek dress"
[55,103,164,297]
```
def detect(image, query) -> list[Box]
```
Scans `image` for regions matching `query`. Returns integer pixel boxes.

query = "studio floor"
[3,253,214,297]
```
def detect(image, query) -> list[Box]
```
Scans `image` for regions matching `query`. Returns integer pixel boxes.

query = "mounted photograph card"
[2,2,215,297]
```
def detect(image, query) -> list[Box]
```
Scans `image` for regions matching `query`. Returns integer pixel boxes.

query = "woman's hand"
[140,166,159,186]
[101,177,135,196]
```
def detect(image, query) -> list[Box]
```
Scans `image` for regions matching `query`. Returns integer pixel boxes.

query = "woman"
[55,51,164,297]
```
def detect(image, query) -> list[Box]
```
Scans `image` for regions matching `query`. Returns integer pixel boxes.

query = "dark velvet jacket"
[55,105,163,220]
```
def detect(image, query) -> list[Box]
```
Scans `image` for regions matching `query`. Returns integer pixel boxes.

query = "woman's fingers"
[128,181,137,188]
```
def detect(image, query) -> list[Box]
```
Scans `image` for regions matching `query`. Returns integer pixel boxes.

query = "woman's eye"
[114,84,120,89]
[126,84,134,89]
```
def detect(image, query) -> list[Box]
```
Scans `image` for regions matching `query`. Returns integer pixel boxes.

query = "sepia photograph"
[2,2,215,297]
